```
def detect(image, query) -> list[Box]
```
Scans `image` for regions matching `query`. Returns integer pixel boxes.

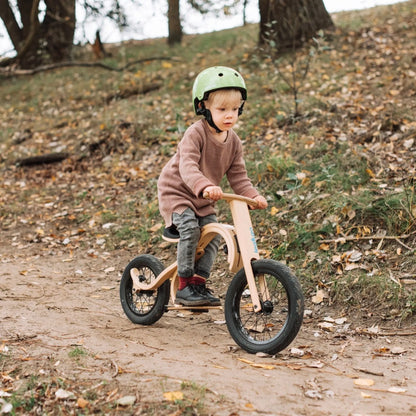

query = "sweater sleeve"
[177,128,213,197]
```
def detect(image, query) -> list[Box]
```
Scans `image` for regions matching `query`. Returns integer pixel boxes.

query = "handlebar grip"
[203,192,259,208]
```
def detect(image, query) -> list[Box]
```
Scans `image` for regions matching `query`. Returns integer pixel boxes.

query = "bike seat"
[162,224,180,242]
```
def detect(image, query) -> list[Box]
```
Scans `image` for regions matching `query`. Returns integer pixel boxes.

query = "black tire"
[120,254,170,325]
[224,259,304,354]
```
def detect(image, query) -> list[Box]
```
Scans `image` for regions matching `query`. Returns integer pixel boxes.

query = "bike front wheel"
[120,254,170,325]
[224,259,304,354]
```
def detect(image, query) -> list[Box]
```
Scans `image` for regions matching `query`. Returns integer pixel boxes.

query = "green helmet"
[192,66,247,115]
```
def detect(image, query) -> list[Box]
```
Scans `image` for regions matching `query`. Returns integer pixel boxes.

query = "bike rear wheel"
[120,254,170,325]
[224,259,304,354]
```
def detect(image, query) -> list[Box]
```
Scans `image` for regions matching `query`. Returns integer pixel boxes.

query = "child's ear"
[196,101,206,115]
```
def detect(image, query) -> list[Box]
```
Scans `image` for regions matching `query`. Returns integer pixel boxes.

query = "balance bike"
[119,193,304,354]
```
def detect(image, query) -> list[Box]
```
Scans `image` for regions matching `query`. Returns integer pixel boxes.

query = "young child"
[157,66,268,306]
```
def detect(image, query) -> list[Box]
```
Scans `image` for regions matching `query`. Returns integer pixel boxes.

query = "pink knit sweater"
[157,119,259,226]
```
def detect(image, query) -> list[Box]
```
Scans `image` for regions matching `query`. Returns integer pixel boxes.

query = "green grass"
[68,346,88,358]
[330,270,414,320]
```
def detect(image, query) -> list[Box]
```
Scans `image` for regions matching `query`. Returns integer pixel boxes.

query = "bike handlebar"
[203,192,259,208]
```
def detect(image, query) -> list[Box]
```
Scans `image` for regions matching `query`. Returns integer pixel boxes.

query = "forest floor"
[1,235,416,415]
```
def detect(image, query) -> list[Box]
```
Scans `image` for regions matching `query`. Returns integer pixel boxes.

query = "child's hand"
[203,186,223,201]
[254,195,268,209]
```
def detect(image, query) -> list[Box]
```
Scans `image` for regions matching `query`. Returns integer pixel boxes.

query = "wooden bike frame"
[130,193,265,312]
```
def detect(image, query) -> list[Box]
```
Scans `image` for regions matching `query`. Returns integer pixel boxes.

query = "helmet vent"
[218,72,223,77]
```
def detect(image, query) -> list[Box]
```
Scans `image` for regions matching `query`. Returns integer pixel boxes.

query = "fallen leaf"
[150,223,163,232]
[318,322,334,331]
[366,168,375,178]
[238,358,275,370]
[77,398,89,408]
[163,391,183,401]
[366,325,380,334]
[391,347,406,355]
[388,386,407,393]
[270,206,279,216]
[346,250,362,262]
[354,378,375,387]
[389,89,400,96]
[375,347,390,353]
[311,289,327,304]
[305,390,323,399]
[307,361,325,369]
[290,348,304,357]
[116,395,136,406]
[0,402,13,413]
[55,388,75,399]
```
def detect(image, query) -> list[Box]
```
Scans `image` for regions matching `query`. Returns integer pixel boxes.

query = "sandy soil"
[1,239,416,416]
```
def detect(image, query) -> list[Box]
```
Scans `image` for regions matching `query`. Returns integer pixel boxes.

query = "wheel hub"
[261,300,274,314]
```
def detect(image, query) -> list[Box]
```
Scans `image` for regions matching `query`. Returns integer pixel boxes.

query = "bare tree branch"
[0,56,181,76]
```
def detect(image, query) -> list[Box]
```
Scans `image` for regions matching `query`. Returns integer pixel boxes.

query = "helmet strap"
[238,101,245,116]
[205,109,222,133]
[198,101,222,133]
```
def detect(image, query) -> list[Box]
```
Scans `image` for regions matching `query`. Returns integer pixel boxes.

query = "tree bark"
[0,0,23,50]
[15,0,41,68]
[167,0,182,46]
[42,0,76,62]
[0,0,75,68]
[259,0,334,50]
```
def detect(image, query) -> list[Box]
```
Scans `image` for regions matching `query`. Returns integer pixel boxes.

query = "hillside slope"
[1,0,415,318]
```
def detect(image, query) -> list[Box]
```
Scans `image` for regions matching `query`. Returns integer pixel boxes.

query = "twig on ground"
[354,367,384,377]
[354,385,416,398]
[111,359,119,378]
[320,229,416,246]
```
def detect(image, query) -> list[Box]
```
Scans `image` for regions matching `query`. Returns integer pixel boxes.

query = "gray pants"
[172,208,221,279]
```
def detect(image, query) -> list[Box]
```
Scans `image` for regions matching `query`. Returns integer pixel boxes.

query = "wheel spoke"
[120,254,169,325]
[237,273,289,342]
[225,259,303,354]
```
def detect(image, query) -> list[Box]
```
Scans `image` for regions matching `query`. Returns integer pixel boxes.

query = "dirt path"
[1,243,416,415]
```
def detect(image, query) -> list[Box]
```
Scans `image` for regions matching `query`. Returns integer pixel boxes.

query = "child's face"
[205,90,242,132]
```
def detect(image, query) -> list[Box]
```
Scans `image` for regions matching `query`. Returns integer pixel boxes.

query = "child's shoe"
[196,284,221,306]
[175,284,210,306]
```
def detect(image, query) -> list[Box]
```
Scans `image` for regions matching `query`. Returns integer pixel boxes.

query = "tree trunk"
[42,0,76,62]
[0,0,75,68]
[243,0,248,25]
[259,0,334,50]
[0,0,24,50]
[167,0,182,46]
